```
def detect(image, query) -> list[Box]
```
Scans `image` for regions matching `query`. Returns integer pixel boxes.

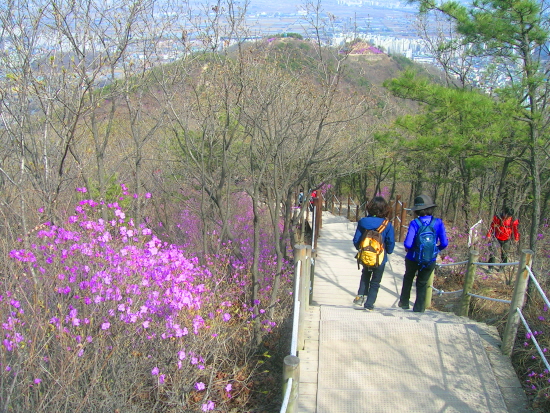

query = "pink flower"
[101,322,110,330]
[201,401,215,411]
[195,382,205,391]
[34,378,42,384]
[151,367,159,375]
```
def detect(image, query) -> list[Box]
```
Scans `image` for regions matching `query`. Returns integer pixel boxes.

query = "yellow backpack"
[355,219,389,269]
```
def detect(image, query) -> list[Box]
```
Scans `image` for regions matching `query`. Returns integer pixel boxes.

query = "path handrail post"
[294,245,307,351]
[502,249,533,356]
[303,245,312,312]
[314,197,322,243]
[459,249,479,317]
[347,196,351,220]
[282,355,300,412]
[399,202,407,242]
[425,267,436,309]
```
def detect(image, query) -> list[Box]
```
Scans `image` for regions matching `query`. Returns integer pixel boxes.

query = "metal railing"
[281,202,320,413]
[431,249,548,366]
[284,205,550,409]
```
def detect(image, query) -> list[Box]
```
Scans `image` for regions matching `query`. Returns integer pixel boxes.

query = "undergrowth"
[431,223,550,412]
[0,187,293,412]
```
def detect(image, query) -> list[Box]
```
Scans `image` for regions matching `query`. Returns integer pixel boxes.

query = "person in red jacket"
[486,207,519,271]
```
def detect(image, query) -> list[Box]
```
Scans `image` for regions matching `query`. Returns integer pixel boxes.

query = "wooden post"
[392,195,401,232]
[282,355,300,413]
[306,245,314,307]
[425,267,436,309]
[502,249,533,356]
[399,202,407,242]
[303,245,312,311]
[355,205,359,222]
[314,198,322,244]
[330,195,335,214]
[459,249,479,317]
[347,196,351,220]
[338,197,342,216]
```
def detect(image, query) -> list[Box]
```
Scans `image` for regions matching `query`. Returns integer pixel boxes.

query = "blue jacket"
[403,216,448,262]
[353,216,395,265]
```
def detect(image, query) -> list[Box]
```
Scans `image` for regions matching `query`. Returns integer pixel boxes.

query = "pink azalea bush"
[0,187,293,411]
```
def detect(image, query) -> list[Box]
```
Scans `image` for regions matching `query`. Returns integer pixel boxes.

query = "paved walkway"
[297,211,531,413]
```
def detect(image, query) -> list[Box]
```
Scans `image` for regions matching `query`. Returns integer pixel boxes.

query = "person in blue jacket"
[398,194,448,312]
[352,196,395,311]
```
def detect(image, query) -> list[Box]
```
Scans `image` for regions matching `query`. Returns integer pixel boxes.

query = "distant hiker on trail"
[297,188,304,207]
[352,196,395,311]
[398,194,448,313]
[309,189,317,212]
[486,206,519,271]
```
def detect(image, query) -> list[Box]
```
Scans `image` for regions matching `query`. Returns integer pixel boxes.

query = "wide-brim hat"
[411,194,437,211]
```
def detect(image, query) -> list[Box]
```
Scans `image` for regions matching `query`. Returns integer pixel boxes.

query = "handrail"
[281,205,320,413]
[517,308,550,372]
[280,378,293,412]
[442,248,546,364]
[280,260,302,413]
[466,293,511,304]
[526,266,550,309]
[290,261,302,356]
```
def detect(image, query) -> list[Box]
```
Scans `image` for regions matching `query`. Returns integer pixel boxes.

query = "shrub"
[0,188,293,412]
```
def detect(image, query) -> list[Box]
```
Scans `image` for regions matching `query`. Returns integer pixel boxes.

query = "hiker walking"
[352,196,395,311]
[398,194,448,313]
[309,189,317,212]
[486,206,519,271]
[297,188,304,207]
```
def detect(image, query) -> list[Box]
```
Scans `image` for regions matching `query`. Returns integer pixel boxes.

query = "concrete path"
[297,211,531,413]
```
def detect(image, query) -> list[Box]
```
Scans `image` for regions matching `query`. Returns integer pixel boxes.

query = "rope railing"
[431,248,548,364]
[330,194,342,215]
[505,266,550,370]
[281,202,320,413]
[527,266,550,310]
[517,309,550,372]
[280,260,302,413]
[430,258,520,306]
[466,293,511,304]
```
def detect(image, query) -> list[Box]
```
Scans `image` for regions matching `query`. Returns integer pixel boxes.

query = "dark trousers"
[357,263,386,310]
[399,258,436,312]
[488,238,511,268]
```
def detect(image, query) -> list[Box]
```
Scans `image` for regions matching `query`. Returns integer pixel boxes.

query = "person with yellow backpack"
[352,196,395,311]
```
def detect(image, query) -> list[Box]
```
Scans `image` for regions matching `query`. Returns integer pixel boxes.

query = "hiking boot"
[353,295,365,305]
[398,300,410,310]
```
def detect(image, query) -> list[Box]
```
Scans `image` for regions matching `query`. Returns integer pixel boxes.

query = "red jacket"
[487,215,519,242]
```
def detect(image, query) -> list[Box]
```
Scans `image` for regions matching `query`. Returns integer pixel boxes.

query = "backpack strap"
[415,217,434,230]
[376,219,389,233]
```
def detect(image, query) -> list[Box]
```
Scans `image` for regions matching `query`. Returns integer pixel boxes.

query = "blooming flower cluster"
[0,185,294,411]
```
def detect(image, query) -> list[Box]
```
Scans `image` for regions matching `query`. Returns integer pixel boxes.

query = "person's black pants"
[399,258,436,312]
